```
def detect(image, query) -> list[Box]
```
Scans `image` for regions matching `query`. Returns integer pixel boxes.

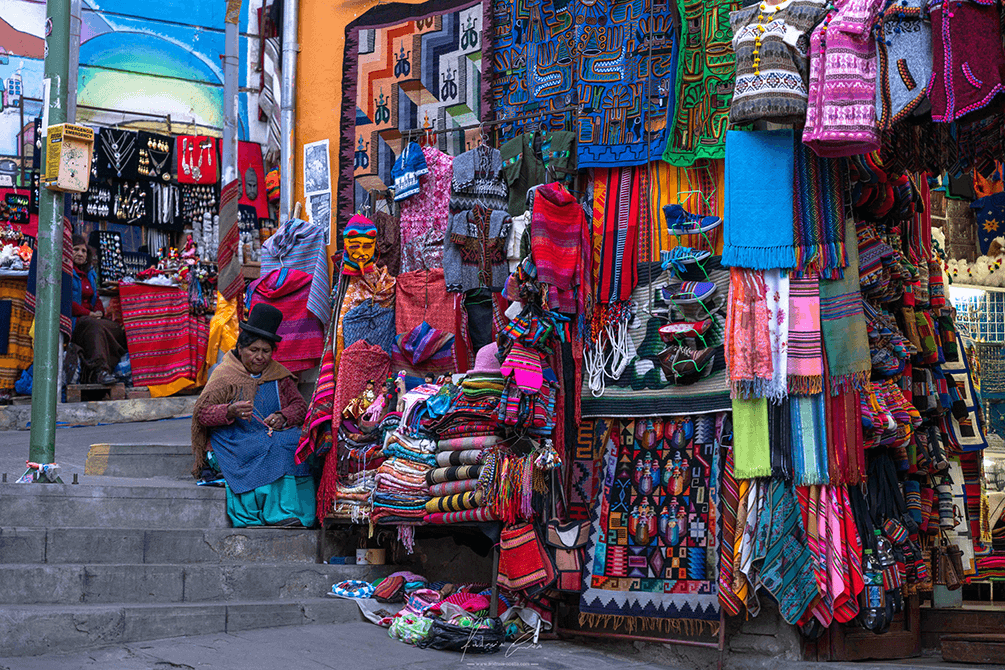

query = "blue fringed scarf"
[722,130,797,270]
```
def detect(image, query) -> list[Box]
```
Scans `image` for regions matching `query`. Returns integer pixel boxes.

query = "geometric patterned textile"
[337,0,493,228]
[492,0,679,168]
[580,415,723,625]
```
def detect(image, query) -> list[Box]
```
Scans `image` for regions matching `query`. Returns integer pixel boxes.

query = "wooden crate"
[65,383,126,403]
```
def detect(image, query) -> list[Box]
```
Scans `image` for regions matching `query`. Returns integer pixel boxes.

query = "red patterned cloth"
[119,283,207,388]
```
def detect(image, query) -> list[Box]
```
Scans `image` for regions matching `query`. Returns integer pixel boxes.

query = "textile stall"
[288,0,1004,659]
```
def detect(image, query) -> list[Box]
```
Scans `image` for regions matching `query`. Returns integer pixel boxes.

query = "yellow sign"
[42,123,94,193]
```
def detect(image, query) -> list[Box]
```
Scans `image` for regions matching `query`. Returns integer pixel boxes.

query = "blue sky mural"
[0,0,266,163]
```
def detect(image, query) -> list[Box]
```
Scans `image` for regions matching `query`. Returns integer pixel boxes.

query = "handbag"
[545,519,590,592]
[933,531,964,590]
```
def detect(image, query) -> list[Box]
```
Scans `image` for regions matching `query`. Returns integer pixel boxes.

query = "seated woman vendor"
[191,303,315,527]
[70,235,127,385]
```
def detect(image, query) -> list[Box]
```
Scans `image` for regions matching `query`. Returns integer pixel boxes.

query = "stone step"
[0,597,365,657]
[0,481,229,529]
[0,562,387,605]
[84,443,192,479]
[941,633,1005,665]
[0,526,322,564]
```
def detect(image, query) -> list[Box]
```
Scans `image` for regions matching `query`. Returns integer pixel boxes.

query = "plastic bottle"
[874,529,896,569]
[860,549,885,630]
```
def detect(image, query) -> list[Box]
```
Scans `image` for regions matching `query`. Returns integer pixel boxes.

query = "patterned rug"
[568,419,611,521]
[119,283,207,389]
[579,414,723,632]
[337,0,492,227]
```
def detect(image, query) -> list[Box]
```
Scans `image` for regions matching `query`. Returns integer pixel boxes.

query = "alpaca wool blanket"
[722,130,797,270]
[427,465,483,485]
[424,490,484,513]
[437,435,499,452]
[435,450,483,467]
[428,478,480,497]
[425,507,498,524]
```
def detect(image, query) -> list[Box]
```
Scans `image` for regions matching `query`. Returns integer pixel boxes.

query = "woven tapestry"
[580,414,723,630]
[337,0,494,228]
[491,0,678,168]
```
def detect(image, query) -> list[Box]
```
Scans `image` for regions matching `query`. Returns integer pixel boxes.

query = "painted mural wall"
[0,0,267,185]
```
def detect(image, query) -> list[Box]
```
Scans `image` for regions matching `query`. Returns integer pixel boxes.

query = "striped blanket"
[119,283,207,389]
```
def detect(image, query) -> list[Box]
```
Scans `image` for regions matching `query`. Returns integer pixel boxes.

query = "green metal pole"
[29,0,71,468]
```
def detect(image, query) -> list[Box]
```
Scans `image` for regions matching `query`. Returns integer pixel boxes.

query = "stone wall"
[931,189,979,262]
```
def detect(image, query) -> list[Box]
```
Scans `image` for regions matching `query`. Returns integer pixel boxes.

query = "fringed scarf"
[756,479,821,625]
[592,167,641,304]
[725,268,773,398]
[722,129,797,270]
[819,217,871,393]
[793,145,848,279]
[732,397,771,479]
[769,400,793,480]
[719,449,746,617]
[826,388,866,484]
[791,394,829,486]
[765,270,789,401]
[787,276,824,395]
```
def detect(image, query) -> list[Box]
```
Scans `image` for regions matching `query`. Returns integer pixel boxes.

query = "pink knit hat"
[500,343,543,393]
[469,342,502,374]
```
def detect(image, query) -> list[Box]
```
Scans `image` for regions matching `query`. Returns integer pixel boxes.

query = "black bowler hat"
[240,303,284,342]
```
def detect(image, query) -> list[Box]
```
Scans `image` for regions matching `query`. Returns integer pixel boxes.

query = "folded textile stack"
[332,469,376,522]
[372,387,440,525]
[424,462,498,523]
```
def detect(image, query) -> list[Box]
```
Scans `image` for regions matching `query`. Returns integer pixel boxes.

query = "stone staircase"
[0,468,387,657]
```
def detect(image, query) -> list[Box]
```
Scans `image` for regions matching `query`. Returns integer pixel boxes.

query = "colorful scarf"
[769,400,793,480]
[819,217,871,393]
[732,397,771,479]
[725,268,773,398]
[719,449,746,617]
[593,167,641,303]
[826,389,865,484]
[722,130,797,270]
[790,395,829,485]
[792,146,848,278]
[787,276,824,395]
[531,182,588,313]
[755,479,820,624]
[765,270,790,401]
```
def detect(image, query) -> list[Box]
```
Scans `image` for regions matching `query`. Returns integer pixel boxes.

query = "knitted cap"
[265,167,280,203]
[344,214,378,241]
[499,343,543,393]
[470,342,502,374]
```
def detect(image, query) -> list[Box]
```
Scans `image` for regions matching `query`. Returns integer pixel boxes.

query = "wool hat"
[470,342,502,374]
[265,167,280,203]
[500,342,543,393]
[240,303,283,342]
[344,214,378,241]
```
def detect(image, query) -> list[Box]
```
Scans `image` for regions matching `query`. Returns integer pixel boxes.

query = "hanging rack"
[381,104,582,145]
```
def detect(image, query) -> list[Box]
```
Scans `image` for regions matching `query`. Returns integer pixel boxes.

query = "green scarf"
[819,217,871,393]
[732,397,771,479]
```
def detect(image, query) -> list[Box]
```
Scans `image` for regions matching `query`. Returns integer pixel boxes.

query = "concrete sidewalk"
[2,621,1002,670]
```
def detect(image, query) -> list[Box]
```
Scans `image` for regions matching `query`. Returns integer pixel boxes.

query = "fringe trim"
[734,464,772,480]
[730,378,788,402]
[577,613,720,637]
[721,245,797,271]
[788,374,823,396]
[828,370,869,396]
[792,241,848,280]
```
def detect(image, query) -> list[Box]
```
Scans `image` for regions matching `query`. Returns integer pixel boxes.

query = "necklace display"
[139,136,172,181]
[152,182,178,228]
[99,129,137,178]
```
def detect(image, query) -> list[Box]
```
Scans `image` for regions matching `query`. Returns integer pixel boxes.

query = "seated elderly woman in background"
[70,235,127,384]
[191,304,315,527]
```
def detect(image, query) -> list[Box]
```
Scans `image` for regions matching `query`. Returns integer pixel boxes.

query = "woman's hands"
[264,412,286,430]
[227,401,254,421]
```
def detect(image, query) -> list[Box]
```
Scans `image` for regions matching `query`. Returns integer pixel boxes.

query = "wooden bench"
[65,383,126,403]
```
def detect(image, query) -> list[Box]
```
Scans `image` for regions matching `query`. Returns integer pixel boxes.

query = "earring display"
[81,181,113,222]
[87,229,125,284]
[137,131,174,182]
[180,183,219,228]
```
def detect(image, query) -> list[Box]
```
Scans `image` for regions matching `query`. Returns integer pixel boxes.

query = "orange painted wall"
[294,0,430,264]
